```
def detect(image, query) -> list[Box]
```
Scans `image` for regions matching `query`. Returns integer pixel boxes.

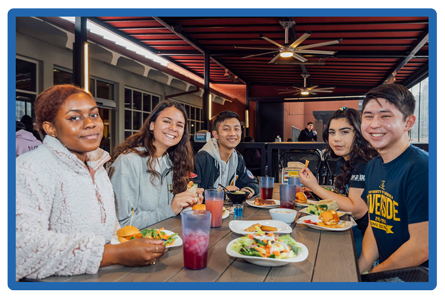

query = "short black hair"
[363,84,415,119]
[307,122,314,125]
[212,110,240,132]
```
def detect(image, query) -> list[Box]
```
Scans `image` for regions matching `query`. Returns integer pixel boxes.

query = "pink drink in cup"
[183,230,210,269]
[205,189,224,228]
[181,210,211,270]
[206,199,223,227]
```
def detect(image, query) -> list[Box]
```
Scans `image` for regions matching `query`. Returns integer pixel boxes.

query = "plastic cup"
[260,176,275,199]
[205,189,224,228]
[181,210,211,270]
[280,184,296,209]
[234,204,244,219]
[288,176,301,193]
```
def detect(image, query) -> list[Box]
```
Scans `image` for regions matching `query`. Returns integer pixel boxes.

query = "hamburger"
[116,225,142,243]
[295,192,307,204]
[317,210,345,228]
[192,204,206,210]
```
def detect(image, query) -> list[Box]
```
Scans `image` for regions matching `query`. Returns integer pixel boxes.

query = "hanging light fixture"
[280,51,293,57]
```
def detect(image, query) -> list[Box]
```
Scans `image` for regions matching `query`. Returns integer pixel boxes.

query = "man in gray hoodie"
[193,111,260,199]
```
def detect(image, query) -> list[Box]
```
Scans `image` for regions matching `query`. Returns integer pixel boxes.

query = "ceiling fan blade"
[292,53,308,62]
[260,34,284,48]
[308,91,318,95]
[297,39,342,50]
[268,54,282,64]
[295,49,337,55]
[289,31,312,49]
[307,85,319,90]
[311,89,334,93]
[242,50,280,59]
[314,87,336,90]
[234,46,280,50]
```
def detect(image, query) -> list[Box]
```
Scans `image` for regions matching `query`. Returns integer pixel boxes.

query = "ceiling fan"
[278,74,335,96]
[234,20,342,64]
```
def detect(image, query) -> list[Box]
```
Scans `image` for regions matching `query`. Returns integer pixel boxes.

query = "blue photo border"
[8,8,437,290]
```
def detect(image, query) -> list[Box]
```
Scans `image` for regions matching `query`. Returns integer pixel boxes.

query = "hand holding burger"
[101,225,166,267]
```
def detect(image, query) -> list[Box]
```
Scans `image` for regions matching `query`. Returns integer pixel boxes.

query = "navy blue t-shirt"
[361,145,429,266]
[335,158,368,234]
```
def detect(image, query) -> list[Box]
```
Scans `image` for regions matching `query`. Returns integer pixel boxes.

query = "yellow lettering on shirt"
[393,200,399,221]
[386,198,393,220]
[368,194,374,214]
[375,194,381,216]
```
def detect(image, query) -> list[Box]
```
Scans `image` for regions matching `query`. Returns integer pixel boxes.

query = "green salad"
[231,226,301,259]
[140,228,178,246]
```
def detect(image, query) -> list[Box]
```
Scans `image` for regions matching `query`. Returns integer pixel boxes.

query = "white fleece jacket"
[16,136,119,281]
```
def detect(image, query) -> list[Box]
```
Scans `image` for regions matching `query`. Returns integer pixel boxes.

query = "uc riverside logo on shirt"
[366,180,399,234]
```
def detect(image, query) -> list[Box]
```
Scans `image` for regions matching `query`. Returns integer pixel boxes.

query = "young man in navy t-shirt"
[358,84,429,274]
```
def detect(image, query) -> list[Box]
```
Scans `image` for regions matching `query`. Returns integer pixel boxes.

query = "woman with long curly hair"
[299,107,378,237]
[109,100,203,230]
[16,85,165,281]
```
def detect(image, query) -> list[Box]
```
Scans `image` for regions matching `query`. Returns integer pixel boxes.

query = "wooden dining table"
[41,184,360,283]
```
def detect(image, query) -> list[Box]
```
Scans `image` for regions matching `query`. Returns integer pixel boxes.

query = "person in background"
[16,85,165,281]
[193,111,260,199]
[20,114,42,141]
[16,120,42,157]
[358,84,428,273]
[299,107,378,256]
[298,122,318,142]
[109,100,203,230]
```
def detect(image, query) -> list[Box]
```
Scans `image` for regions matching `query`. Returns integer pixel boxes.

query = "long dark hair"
[111,100,193,195]
[322,108,378,193]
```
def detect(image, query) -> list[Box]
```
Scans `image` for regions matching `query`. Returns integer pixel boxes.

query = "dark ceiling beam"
[383,32,429,84]
[249,82,372,89]
[86,17,205,80]
[176,20,427,29]
[400,63,429,88]
[152,17,247,85]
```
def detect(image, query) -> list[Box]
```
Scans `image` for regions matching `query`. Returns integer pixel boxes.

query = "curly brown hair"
[35,84,92,135]
[111,100,193,195]
[322,108,379,193]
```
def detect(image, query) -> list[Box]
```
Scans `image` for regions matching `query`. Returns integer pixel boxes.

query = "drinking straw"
[130,209,135,226]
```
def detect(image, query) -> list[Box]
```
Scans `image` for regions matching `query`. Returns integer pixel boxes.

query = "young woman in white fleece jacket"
[16,85,166,281]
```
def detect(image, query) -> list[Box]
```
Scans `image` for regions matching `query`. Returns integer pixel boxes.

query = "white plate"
[246,199,280,208]
[296,215,355,231]
[296,199,318,207]
[226,238,308,267]
[222,209,230,219]
[298,207,350,217]
[229,220,292,235]
[110,229,183,247]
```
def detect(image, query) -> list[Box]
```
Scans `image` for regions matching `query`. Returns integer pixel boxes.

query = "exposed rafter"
[152,17,247,85]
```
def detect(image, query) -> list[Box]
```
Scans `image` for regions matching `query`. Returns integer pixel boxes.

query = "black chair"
[279,151,322,181]
[325,157,338,186]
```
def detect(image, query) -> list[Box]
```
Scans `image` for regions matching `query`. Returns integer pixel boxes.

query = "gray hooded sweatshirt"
[109,148,176,230]
[199,138,238,189]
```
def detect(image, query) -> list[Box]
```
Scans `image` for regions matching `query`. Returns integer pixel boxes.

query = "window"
[124,87,161,136]
[409,77,429,143]
[54,68,114,101]
[16,57,38,121]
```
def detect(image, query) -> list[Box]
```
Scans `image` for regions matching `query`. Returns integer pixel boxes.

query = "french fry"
[304,160,310,168]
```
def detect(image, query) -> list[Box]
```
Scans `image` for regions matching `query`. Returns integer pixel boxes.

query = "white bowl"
[269,208,298,224]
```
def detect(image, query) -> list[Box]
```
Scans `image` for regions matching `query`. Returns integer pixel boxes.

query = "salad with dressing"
[231,226,301,259]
